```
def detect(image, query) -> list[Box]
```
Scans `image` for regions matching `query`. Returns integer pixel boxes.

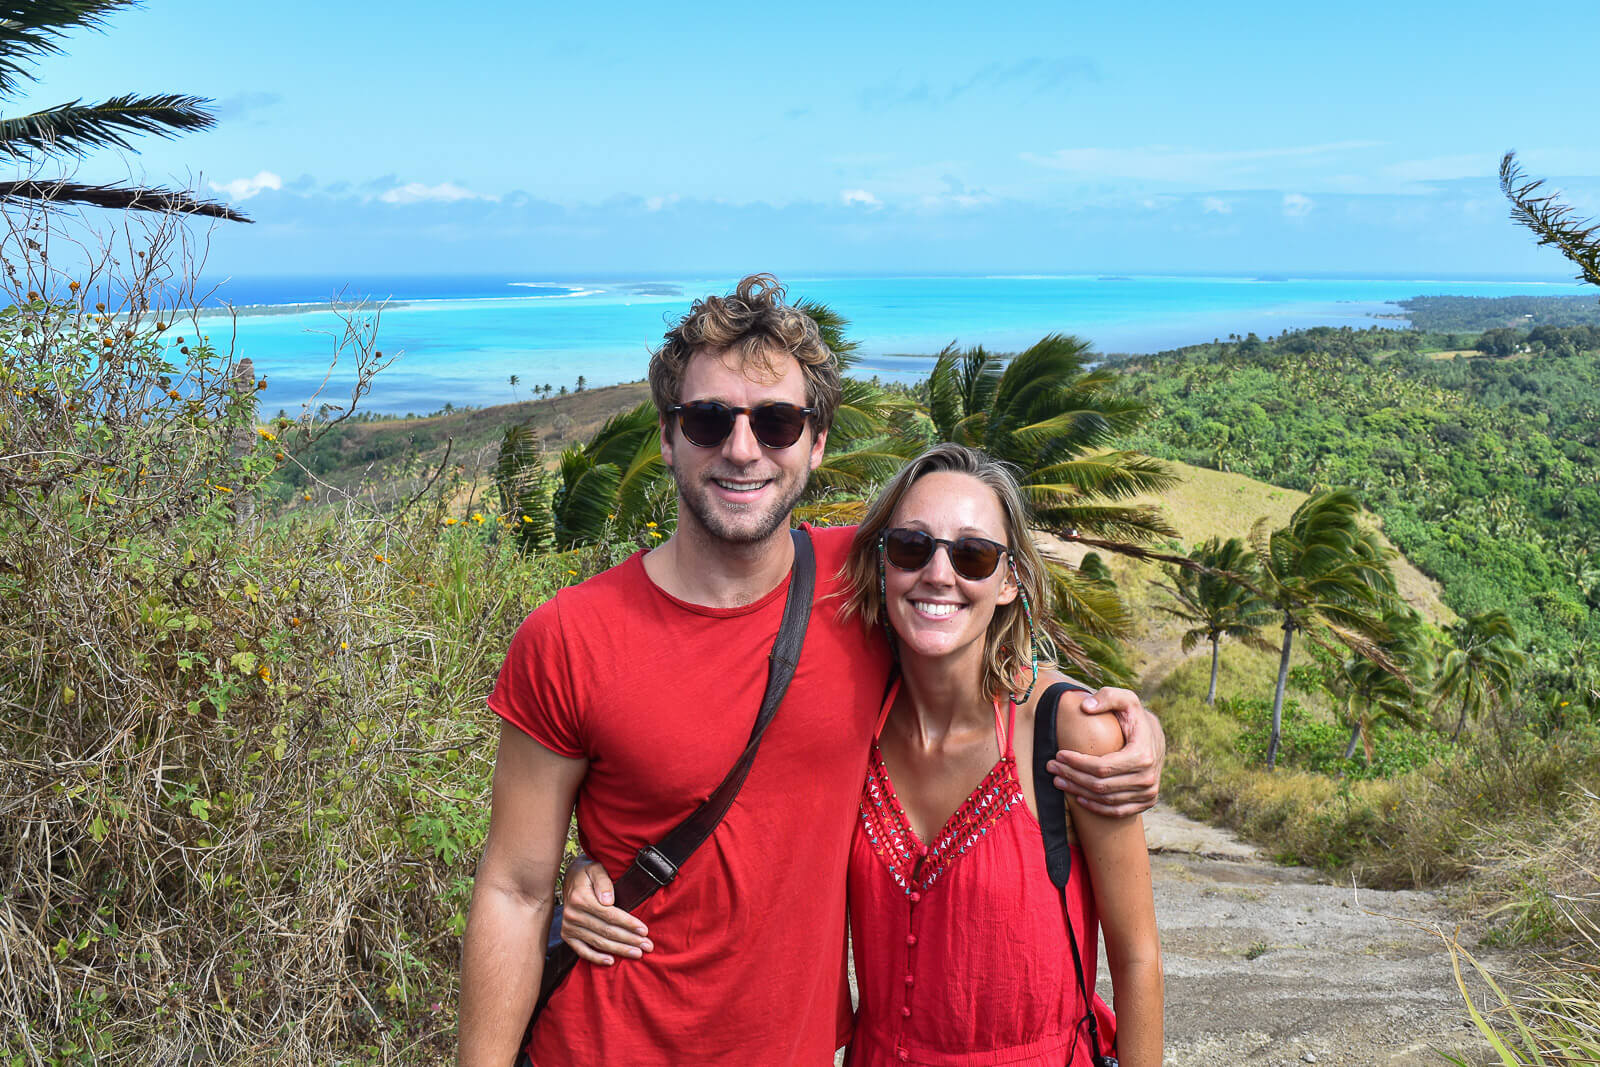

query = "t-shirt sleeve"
[487,596,586,758]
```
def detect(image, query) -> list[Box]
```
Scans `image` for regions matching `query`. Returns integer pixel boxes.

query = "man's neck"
[642,514,796,609]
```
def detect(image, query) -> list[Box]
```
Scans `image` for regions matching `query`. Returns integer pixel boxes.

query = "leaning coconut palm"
[1434,610,1525,742]
[1251,488,1397,769]
[1339,607,1431,761]
[1152,536,1276,704]
[0,1,247,219]
[924,336,1178,680]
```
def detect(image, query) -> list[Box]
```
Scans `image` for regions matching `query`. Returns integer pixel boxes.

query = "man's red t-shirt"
[488,523,890,1065]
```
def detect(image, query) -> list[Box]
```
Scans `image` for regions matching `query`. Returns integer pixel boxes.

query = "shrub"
[0,209,607,1064]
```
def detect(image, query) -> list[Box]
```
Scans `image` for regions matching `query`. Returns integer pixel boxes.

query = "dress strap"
[873,676,902,740]
[993,696,1018,759]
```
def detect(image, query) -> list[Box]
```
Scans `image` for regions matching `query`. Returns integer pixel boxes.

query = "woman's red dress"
[846,686,1116,1067]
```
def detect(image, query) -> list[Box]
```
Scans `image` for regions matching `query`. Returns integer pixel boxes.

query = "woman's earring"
[877,536,897,654]
[1010,558,1038,704]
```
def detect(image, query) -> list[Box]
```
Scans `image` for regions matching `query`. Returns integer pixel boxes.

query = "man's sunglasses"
[881,527,1008,581]
[666,401,816,450]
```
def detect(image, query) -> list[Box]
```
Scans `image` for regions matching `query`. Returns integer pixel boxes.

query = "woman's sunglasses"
[666,401,816,450]
[881,527,1008,581]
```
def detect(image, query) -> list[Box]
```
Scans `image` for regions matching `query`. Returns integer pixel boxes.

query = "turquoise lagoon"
[209,274,1592,416]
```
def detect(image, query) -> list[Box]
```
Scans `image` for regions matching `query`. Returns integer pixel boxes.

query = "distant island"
[1397,293,1600,331]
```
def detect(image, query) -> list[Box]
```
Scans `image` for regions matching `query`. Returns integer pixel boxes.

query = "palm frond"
[0,178,250,220]
[1030,499,1178,545]
[807,435,923,496]
[1500,151,1600,289]
[794,298,861,366]
[0,0,135,97]
[1027,451,1179,501]
[0,94,216,159]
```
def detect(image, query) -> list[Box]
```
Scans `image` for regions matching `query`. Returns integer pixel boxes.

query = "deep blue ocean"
[198,273,1592,416]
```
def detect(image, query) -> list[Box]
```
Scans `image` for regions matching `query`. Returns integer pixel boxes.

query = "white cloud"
[209,170,282,202]
[1282,192,1314,217]
[841,188,882,208]
[378,181,498,205]
[1202,196,1233,214]
[644,194,680,212]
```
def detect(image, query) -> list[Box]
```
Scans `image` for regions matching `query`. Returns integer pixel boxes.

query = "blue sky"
[23,0,1600,278]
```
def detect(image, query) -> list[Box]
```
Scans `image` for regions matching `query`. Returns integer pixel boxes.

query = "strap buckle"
[635,845,678,887]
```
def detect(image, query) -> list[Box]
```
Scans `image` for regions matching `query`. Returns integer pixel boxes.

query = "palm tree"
[1151,536,1276,704]
[923,337,1179,680]
[1434,610,1525,742]
[0,1,246,219]
[495,421,552,552]
[1339,608,1431,761]
[550,402,669,548]
[1251,489,1396,769]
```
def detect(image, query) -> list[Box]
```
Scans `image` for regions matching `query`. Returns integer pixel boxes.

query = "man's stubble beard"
[671,465,811,546]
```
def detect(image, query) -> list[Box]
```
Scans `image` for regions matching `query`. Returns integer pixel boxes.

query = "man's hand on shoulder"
[1046,686,1164,817]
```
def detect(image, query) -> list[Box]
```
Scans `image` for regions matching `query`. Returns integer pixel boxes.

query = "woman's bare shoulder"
[1021,669,1121,758]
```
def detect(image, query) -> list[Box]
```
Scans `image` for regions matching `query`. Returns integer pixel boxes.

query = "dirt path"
[1143,806,1495,1065]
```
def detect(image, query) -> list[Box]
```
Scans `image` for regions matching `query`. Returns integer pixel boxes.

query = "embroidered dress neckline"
[859,742,1027,896]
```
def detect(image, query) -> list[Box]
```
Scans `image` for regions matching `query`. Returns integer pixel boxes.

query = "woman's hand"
[1045,686,1165,817]
[559,856,654,966]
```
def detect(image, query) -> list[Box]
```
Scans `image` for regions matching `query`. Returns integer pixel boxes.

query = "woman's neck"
[894,645,994,749]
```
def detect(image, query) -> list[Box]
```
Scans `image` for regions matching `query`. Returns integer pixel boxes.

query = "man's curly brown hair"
[649,274,843,436]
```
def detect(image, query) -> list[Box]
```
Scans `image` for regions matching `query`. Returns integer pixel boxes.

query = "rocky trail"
[1144,807,1496,1065]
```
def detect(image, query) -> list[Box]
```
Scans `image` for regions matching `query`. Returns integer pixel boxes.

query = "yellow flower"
[443,517,459,526]
[213,484,233,493]
[340,641,348,651]
[257,665,271,682]
[303,492,312,501]
[645,521,658,528]
[567,569,578,575]
[521,515,533,524]
[649,530,662,539]
[471,513,484,525]
[373,554,386,563]
[256,428,277,442]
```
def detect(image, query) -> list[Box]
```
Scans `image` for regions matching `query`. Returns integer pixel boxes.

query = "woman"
[563,443,1163,1066]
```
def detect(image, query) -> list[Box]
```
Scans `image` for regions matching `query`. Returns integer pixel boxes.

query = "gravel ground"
[1140,807,1495,1066]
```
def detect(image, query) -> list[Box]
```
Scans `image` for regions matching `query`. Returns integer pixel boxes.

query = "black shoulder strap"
[1030,680,1115,1066]
[1031,680,1087,889]
[610,525,815,907]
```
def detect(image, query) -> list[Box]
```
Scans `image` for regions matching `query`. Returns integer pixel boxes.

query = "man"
[458,275,1163,1066]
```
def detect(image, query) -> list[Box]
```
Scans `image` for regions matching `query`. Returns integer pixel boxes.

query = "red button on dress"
[905,934,917,946]
[908,891,921,903]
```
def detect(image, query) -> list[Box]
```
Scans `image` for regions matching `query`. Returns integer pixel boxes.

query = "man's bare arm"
[459,723,587,1067]
[1046,686,1165,817]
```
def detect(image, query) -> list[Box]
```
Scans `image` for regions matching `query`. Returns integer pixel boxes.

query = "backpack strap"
[1031,681,1116,1067]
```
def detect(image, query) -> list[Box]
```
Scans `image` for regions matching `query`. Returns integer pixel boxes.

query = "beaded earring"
[876,533,897,654]
[1009,556,1039,704]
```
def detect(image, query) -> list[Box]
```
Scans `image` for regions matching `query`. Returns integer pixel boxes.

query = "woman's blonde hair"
[839,443,1060,700]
